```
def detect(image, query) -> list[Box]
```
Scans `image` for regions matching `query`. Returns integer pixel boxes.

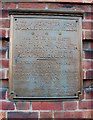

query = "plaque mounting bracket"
[9,91,82,101]
[8,9,84,18]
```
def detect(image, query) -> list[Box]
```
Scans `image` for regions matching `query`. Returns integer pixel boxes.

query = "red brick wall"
[0,1,93,119]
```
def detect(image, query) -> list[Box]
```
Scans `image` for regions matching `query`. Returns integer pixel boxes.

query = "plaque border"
[9,14,82,101]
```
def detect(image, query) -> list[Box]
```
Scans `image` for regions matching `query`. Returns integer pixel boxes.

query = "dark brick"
[1,79,9,88]
[85,13,93,19]
[83,79,93,87]
[2,40,9,48]
[91,41,93,48]
[0,50,6,58]
[83,41,93,51]
[0,88,7,99]
[8,112,38,119]
[86,91,93,99]
[92,5,93,12]
[84,51,93,59]
[0,10,9,18]
[86,70,93,79]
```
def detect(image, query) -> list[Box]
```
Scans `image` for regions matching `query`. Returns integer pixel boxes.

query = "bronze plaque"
[9,15,82,99]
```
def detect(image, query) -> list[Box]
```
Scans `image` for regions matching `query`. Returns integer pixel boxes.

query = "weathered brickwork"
[0,1,93,119]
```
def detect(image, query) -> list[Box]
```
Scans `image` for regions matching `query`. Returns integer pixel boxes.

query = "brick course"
[86,91,93,99]
[8,112,38,119]
[18,3,45,8]
[0,30,6,38]
[86,70,93,79]
[84,51,93,59]
[40,112,52,119]
[0,101,15,110]
[79,100,93,109]
[54,112,83,118]
[63,101,77,110]
[32,102,63,110]
[85,31,93,39]
[0,60,9,68]
[83,110,93,118]
[83,60,93,70]
[82,21,93,30]
[0,19,10,28]
[3,2,17,9]
[16,102,30,110]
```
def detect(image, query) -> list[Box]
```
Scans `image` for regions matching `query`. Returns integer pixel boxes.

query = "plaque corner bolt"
[9,91,17,101]
[77,91,82,100]
[75,91,81,96]
[15,18,17,21]
[78,91,81,94]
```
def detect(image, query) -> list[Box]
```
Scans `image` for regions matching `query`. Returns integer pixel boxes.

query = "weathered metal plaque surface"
[10,15,82,99]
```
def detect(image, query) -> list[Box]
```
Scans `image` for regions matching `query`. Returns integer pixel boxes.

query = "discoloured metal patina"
[9,15,82,99]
